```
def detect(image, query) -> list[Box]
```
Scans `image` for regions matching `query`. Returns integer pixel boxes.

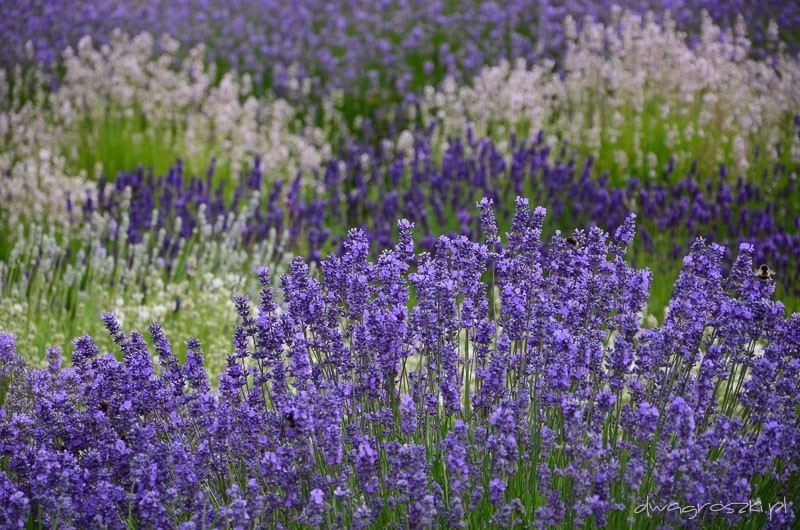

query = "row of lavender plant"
[79,125,800,305]
[2,0,797,100]
[1,201,797,528]
[0,187,292,371]
[418,9,800,181]
[0,32,338,226]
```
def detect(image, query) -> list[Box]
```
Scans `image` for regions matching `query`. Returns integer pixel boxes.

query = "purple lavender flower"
[400,394,418,436]
[0,471,29,529]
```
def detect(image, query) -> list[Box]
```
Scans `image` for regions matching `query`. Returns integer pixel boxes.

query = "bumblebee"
[757,264,775,281]
[284,410,296,428]
[566,236,580,248]
[99,400,110,413]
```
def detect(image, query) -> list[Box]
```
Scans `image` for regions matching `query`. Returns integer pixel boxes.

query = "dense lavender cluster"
[1,202,798,528]
[2,0,797,100]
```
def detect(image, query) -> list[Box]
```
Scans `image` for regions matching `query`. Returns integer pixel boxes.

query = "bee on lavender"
[278,409,297,438]
[566,236,580,248]
[757,264,775,281]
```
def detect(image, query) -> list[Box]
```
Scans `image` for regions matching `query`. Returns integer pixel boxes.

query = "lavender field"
[0,1,799,528]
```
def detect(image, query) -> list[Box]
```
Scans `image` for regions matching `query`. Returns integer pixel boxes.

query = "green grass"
[69,109,234,188]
